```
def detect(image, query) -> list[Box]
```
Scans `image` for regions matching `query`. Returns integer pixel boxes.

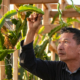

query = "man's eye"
[64,41,68,43]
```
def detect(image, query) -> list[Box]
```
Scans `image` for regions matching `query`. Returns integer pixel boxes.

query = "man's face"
[57,33,80,62]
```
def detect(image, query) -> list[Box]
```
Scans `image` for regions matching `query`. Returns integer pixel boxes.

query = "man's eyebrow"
[58,39,69,41]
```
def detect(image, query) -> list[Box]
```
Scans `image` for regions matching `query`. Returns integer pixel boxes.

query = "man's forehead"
[59,33,74,40]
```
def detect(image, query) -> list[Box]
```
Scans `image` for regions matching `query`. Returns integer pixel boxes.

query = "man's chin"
[59,57,66,62]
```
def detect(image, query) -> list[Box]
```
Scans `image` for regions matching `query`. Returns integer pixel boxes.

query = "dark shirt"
[20,40,80,80]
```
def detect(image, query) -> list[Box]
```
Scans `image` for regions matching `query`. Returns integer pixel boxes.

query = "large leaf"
[48,22,70,38]
[18,5,44,15]
[4,10,17,18]
[0,10,17,29]
[0,5,44,29]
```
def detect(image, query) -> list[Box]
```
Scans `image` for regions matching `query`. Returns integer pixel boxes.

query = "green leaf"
[11,19,19,25]
[22,19,27,37]
[17,20,25,34]
[0,49,14,53]
[4,10,17,18]
[16,37,25,50]
[38,34,46,45]
[51,12,59,24]
[5,57,12,79]
[15,19,21,35]
[57,3,62,22]
[33,35,39,48]
[0,0,2,9]
[0,49,14,61]
[38,26,45,34]
[48,22,70,38]
[0,10,17,29]
[0,17,5,29]
[18,5,44,15]
[67,18,80,23]
[0,30,4,49]
[65,4,80,11]
[26,11,32,18]
[65,5,73,9]
[0,0,2,5]
[39,39,49,54]
[71,0,80,13]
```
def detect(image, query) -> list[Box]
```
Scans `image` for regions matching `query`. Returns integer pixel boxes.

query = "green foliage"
[48,23,66,38]
[11,18,19,25]
[0,30,5,49]
[0,10,17,29]
[67,18,80,24]
[57,3,62,22]
[21,19,27,37]
[65,5,73,9]
[33,35,39,48]
[52,33,60,41]
[0,5,44,29]
[0,0,2,9]
[0,49,14,53]
[38,26,45,34]
[65,4,80,11]
[0,4,44,80]
[1,1,80,79]
[18,5,44,15]
[18,66,25,80]
[5,54,12,79]
[0,17,5,29]
[70,0,80,13]
[39,39,49,55]
[0,0,2,5]
[16,37,25,50]
[0,49,14,61]
[51,12,59,24]
[4,10,17,18]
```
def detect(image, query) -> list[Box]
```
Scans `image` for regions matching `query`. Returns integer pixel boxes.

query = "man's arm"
[23,13,42,45]
[20,40,56,80]
[20,13,56,80]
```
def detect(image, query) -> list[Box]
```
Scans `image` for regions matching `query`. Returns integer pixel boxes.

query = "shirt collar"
[62,63,80,74]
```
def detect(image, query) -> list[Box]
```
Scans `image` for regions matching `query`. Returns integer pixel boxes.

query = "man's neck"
[66,60,80,73]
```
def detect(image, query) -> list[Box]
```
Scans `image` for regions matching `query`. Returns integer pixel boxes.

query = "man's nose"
[57,43,64,50]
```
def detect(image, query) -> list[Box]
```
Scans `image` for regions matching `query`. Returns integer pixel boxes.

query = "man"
[20,13,80,80]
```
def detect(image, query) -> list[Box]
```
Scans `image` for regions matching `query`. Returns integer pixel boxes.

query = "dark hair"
[60,27,80,45]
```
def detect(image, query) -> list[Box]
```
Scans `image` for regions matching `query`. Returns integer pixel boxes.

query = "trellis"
[0,0,80,80]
